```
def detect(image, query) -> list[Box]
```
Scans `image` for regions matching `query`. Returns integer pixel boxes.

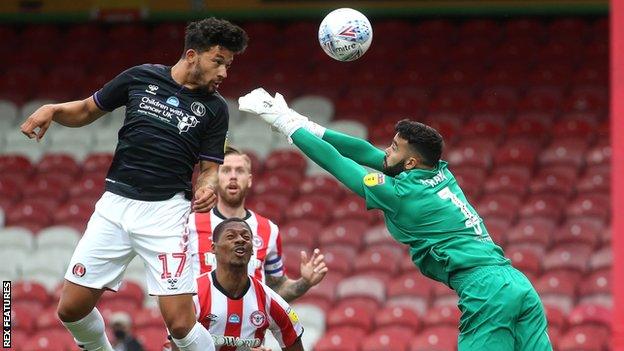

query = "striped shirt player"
[188,208,283,282]
[194,271,303,350]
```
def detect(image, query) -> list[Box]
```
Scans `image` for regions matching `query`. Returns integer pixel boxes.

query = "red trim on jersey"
[195,212,214,274]
[252,278,269,342]
[221,297,244,351]
[269,297,298,346]
[254,215,272,280]
[197,274,212,330]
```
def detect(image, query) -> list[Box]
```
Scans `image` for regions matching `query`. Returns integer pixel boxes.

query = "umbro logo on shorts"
[72,263,86,277]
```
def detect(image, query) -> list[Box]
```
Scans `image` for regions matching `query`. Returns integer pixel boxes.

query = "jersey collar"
[213,206,252,220]
[211,271,251,300]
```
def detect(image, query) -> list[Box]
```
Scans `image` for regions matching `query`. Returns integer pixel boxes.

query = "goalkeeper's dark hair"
[184,17,248,54]
[395,119,444,167]
[212,217,253,242]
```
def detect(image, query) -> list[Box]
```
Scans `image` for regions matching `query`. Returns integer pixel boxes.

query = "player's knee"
[164,316,194,339]
[57,301,91,323]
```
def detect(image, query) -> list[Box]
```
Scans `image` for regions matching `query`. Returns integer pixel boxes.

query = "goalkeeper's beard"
[383,158,407,177]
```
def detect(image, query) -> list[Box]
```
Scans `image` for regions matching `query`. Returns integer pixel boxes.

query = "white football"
[318,8,373,62]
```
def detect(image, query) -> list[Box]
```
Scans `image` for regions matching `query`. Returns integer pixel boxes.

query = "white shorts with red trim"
[64,191,196,295]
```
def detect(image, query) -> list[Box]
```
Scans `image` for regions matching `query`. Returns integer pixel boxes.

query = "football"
[318,8,373,62]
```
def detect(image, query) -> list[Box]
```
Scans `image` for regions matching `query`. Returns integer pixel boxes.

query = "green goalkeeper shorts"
[450,265,553,351]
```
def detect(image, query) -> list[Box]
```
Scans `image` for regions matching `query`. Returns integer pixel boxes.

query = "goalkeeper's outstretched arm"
[291,128,368,197]
[322,129,385,171]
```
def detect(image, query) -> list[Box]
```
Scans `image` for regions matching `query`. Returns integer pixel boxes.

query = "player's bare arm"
[194,160,219,212]
[266,249,328,302]
[20,96,106,141]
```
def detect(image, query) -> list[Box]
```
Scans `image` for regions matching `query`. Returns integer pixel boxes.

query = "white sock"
[172,322,215,351]
[61,308,114,351]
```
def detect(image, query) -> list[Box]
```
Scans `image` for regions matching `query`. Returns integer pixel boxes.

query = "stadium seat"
[36,225,81,250]
[543,243,592,273]
[68,172,106,200]
[11,303,37,334]
[482,167,530,196]
[409,326,458,351]
[52,198,95,227]
[0,154,34,176]
[298,175,344,200]
[375,305,421,330]
[535,270,578,313]
[589,246,611,271]
[353,246,401,278]
[505,218,556,254]
[483,217,512,245]
[423,305,461,328]
[506,246,542,278]
[284,194,333,223]
[279,221,318,250]
[22,329,75,351]
[431,283,458,308]
[446,143,492,170]
[529,169,576,197]
[579,269,611,307]
[0,226,34,251]
[545,305,568,332]
[319,246,356,276]
[552,218,603,248]
[264,149,307,175]
[313,327,364,351]
[290,95,335,124]
[13,281,50,307]
[538,138,587,169]
[475,194,522,222]
[558,325,608,351]
[327,302,374,331]
[298,273,342,311]
[35,306,65,332]
[506,114,551,139]
[568,303,611,329]
[519,194,566,221]
[332,195,372,223]
[361,326,414,351]
[336,275,385,305]
[134,327,169,351]
[565,193,610,221]
[319,219,367,249]
[22,176,68,203]
[585,142,610,166]
[493,138,540,168]
[363,224,400,248]
[576,169,609,194]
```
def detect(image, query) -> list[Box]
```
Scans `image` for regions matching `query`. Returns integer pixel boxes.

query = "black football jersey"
[93,64,228,201]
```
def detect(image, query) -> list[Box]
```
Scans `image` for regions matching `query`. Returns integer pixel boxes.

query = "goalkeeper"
[238,88,552,351]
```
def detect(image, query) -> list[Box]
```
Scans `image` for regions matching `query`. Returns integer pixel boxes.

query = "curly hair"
[184,17,248,54]
[395,119,444,167]
[212,217,252,243]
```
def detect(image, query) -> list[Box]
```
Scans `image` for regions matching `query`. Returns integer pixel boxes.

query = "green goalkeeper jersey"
[291,128,510,286]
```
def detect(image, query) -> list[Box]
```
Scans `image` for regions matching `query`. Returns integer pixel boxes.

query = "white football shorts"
[64,191,196,295]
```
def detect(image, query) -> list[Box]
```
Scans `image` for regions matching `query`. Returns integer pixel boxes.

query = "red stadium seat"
[284,194,333,223]
[332,195,375,223]
[528,168,577,197]
[0,176,22,206]
[589,246,611,271]
[319,219,367,249]
[279,219,319,250]
[68,172,106,200]
[98,299,140,318]
[384,87,430,115]
[428,89,472,114]
[353,246,401,278]
[52,198,95,226]
[552,117,596,139]
[506,246,542,277]
[375,305,421,330]
[506,113,551,139]
[298,175,344,200]
[134,327,169,351]
[579,269,611,306]
[544,305,567,332]
[35,306,64,331]
[252,171,300,199]
[313,327,364,351]
[22,176,68,203]
[387,272,433,312]
[563,86,607,114]
[483,167,530,196]
[318,245,356,275]
[11,304,37,334]
[483,217,512,245]
[361,326,414,351]
[0,155,34,176]
[518,87,563,114]
[493,138,539,168]
[298,272,342,311]
[37,153,80,176]
[558,325,608,351]
[263,149,307,174]
[568,303,611,329]
[336,275,385,305]
[6,200,54,232]
[423,305,461,328]
[535,270,579,313]
[576,168,609,194]
[133,307,165,329]
[543,244,592,273]
[82,153,113,173]
[483,63,527,87]
[475,194,522,223]
[363,224,400,248]
[111,280,145,307]
[538,139,588,168]
[565,193,610,221]
[519,194,566,221]
[552,218,603,248]
[13,281,50,307]
[327,302,374,331]
[409,326,458,351]
[23,329,75,351]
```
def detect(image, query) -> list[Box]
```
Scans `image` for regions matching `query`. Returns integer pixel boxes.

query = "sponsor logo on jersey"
[145,84,159,95]
[364,172,385,187]
[176,114,199,133]
[191,101,206,117]
[287,307,299,324]
[166,96,180,107]
[252,236,264,249]
[212,335,262,348]
[249,310,267,327]
[206,313,218,322]
[228,314,241,324]
[72,263,86,277]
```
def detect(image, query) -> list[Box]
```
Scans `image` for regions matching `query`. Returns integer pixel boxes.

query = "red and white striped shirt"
[188,208,284,282]
[194,271,303,350]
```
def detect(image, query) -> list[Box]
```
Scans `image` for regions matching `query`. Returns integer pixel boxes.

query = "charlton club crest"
[72,263,86,277]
